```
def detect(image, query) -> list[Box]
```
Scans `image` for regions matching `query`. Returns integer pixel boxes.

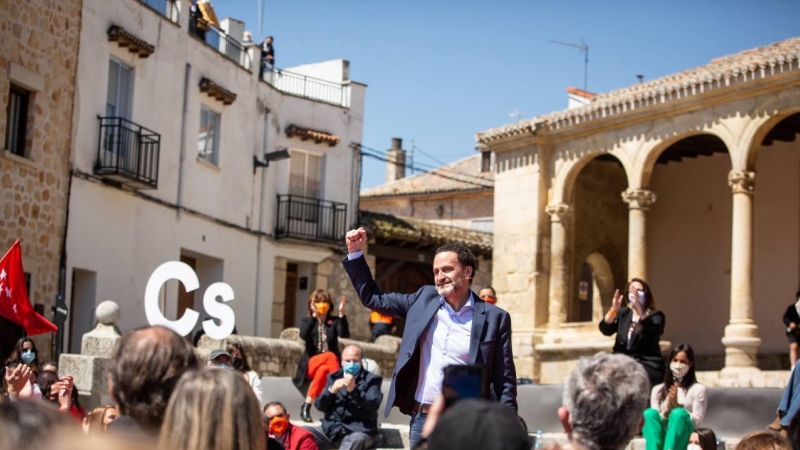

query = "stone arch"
[585,253,616,323]
[742,108,800,171]
[552,149,633,205]
[565,155,630,323]
[638,130,733,189]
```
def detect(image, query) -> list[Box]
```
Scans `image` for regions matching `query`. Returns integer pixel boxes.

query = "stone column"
[546,203,571,328]
[622,189,657,281]
[722,170,761,371]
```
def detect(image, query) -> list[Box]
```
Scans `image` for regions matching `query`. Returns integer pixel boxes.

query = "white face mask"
[670,362,690,381]
[628,290,646,306]
[688,444,702,450]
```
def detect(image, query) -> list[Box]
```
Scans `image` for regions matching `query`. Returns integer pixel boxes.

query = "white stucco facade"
[63,0,365,352]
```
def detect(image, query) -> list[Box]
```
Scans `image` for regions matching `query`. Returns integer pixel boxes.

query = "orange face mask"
[315,302,330,316]
[481,295,497,305]
[269,416,289,436]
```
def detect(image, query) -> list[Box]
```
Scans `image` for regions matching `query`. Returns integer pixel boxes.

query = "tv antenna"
[550,39,589,93]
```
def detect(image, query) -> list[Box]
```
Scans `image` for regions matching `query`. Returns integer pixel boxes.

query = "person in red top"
[264,401,319,450]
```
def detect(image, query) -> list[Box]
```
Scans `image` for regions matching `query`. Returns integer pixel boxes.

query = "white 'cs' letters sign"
[144,261,236,340]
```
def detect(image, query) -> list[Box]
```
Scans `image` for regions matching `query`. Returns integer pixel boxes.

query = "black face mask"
[232,357,243,370]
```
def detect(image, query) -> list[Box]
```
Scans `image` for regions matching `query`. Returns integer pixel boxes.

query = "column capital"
[545,203,571,223]
[728,170,756,195]
[621,189,657,210]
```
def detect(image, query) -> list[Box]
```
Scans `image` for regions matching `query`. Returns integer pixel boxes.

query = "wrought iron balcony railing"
[138,0,179,23]
[275,195,348,244]
[262,68,351,108]
[189,13,252,71]
[95,117,160,189]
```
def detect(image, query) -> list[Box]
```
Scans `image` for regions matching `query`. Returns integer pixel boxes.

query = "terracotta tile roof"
[107,25,155,58]
[360,210,492,254]
[477,37,800,144]
[199,77,237,105]
[286,125,340,147]
[361,154,493,198]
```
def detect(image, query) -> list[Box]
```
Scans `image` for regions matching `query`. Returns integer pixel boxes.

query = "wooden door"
[284,264,298,329]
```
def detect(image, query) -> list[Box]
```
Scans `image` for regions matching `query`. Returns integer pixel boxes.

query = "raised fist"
[345,228,367,254]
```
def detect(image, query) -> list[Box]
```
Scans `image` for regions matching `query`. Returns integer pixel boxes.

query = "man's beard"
[436,276,463,297]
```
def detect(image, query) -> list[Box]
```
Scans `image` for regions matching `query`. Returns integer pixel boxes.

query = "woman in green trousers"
[643,344,708,450]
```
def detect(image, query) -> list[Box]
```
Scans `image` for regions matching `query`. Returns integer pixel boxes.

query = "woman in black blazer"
[782,291,800,368]
[292,289,349,423]
[599,278,666,388]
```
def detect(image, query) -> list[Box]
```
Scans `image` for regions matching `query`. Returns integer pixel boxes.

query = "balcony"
[138,0,179,23]
[189,13,252,71]
[262,68,351,108]
[95,117,160,189]
[275,195,348,244]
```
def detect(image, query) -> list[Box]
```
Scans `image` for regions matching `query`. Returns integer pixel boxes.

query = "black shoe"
[300,403,313,423]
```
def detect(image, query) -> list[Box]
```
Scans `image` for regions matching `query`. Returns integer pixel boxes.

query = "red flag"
[0,240,57,335]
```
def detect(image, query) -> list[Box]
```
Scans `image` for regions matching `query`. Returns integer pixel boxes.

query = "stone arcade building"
[478,37,800,386]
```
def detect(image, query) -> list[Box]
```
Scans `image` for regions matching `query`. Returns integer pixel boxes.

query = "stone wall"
[198,328,402,379]
[0,0,81,360]
[491,150,548,380]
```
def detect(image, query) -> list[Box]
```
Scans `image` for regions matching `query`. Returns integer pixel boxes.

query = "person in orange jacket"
[369,311,394,342]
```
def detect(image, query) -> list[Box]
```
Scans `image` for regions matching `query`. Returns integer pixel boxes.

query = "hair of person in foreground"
[158,367,264,450]
[734,432,791,450]
[560,353,650,450]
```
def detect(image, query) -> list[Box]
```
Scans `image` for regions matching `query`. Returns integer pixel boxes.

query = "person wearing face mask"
[303,345,383,450]
[264,401,319,450]
[4,337,40,374]
[599,278,666,388]
[227,342,263,403]
[689,428,718,450]
[478,286,498,305]
[643,344,707,450]
[293,289,350,423]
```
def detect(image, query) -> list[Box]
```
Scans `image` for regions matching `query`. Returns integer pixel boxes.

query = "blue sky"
[214,0,800,189]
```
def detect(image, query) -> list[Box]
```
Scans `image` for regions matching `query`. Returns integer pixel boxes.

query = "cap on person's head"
[209,349,231,361]
[427,399,531,450]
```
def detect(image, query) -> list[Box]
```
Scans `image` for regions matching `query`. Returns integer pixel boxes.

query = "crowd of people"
[3,229,800,450]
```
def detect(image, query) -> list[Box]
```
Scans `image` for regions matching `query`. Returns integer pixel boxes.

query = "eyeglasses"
[480,295,496,300]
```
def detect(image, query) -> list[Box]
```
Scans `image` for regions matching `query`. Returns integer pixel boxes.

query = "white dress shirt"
[414,296,474,404]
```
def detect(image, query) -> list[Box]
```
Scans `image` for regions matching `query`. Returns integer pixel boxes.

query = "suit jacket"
[315,368,383,438]
[342,255,517,417]
[598,306,666,378]
[292,316,350,391]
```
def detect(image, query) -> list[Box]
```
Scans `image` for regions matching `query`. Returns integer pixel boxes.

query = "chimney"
[385,138,406,183]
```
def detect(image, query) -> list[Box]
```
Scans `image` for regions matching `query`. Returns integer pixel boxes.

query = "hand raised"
[5,364,32,397]
[611,289,623,311]
[339,295,347,314]
[345,228,367,254]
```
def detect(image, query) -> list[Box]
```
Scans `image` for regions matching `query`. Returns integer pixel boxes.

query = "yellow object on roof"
[197,1,220,29]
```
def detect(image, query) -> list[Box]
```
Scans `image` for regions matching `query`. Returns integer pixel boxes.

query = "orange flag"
[0,240,57,335]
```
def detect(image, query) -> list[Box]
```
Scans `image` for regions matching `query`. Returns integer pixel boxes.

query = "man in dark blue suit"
[343,228,517,449]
